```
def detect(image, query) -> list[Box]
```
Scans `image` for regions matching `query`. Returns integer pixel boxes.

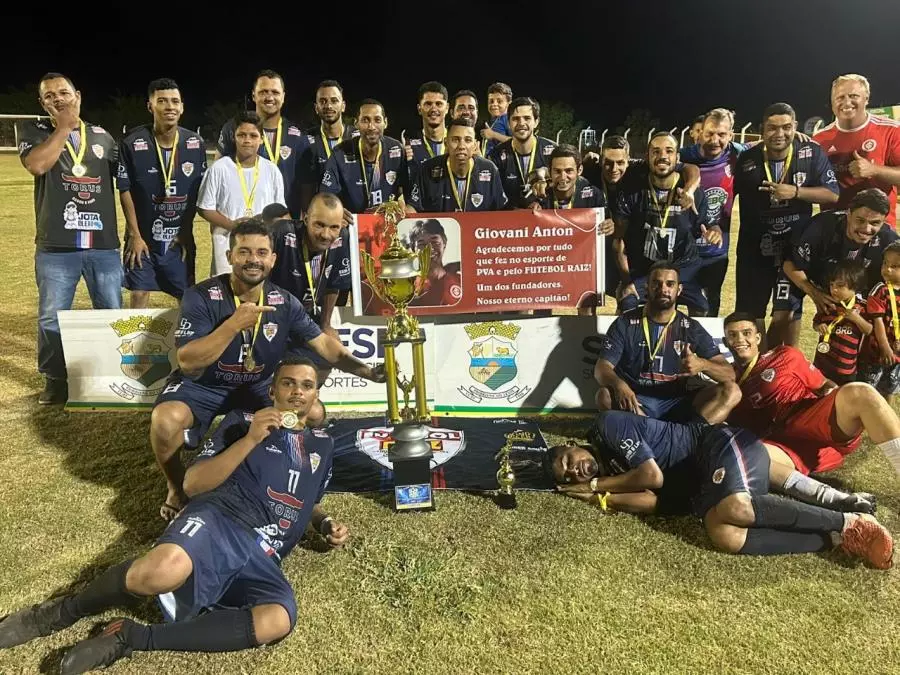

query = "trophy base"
[392,456,434,511]
[495,491,517,510]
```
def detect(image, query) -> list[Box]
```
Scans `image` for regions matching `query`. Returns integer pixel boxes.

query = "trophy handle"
[360,251,389,303]
[415,245,432,296]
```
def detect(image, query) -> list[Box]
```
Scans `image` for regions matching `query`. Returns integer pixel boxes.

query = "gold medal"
[282,411,299,429]
[244,354,256,371]
[64,119,87,177]
[236,157,260,217]
[72,163,86,177]
[244,208,253,217]
[816,342,830,354]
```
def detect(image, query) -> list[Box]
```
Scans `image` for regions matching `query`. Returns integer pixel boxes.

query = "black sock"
[739,528,832,555]
[751,494,844,533]
[124,608,257,653]
[59,560,137,625]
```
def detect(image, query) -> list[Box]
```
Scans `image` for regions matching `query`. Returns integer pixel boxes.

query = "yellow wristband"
[597,492,610,511]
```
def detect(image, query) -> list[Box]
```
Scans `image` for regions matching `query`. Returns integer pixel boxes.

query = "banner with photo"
[350,209,606,317]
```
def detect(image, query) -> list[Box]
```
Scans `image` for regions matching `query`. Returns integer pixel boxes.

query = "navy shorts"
[124,243,192,298]
[770,270,805,319]
[858,361,900,396]
[154,373,272,448]
[155,502,297,627]
[734,254,779,318]
[635,392,700,423]
[692,426,770,517]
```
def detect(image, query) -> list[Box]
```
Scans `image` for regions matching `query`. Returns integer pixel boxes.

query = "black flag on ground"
[325,416,552,492]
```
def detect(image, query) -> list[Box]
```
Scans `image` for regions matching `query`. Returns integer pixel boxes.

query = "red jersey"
[811,293,866,383]
[730,345,827,435]
[814,115,900,227]
[863,281,900,364]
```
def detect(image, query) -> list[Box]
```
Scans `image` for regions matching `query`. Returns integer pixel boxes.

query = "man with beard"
[119,78,207,308]
[270,192,352,384]
[534,144,607,212]
[148,220,385,521]
[295,80,358,215]
[593,262,739,423]
[723,311,900,481]
[16,72,123,405]
[546,411,892,567]
[406,82,449,171]
[198,112,285,275]
[815,74,900,228]
[408,117,507,212]
[450,89,479,126]
[488,96,557,208]
[320,99,410,214]
[0,358,354,671]
[733,103,840,345]
[614,132,710,314]
[215,70,306,211]
[781,189,898,326]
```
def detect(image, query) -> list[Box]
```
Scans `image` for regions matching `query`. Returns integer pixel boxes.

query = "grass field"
[1,152,899,674]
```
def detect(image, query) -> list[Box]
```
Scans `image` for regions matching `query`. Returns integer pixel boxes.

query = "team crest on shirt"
[92,144,104,159]
[208,287,223,300]
[133,139,148,151]
[500,151,507,161]
[712,467,725,484]
[431,165,442,179]
[288,126,302,137]
[470,193,483,208]
[267,291,285,305]
[310,452,321,473]
[724,163,732,177]
[793,172,806,186]
[280,146,291,160]
[284,232,297,248]
[542,145,553,156]
[479,170,492,182]
[186,137,201,149]
[798,146,812,160]
[760,368,775,382]
[862,139,877,152]
[385,170,397,185]
[742,160,756,172]
[263,323,278,341]
[181,162,194,177]
[389,146,401,159]
[673,340,684,355]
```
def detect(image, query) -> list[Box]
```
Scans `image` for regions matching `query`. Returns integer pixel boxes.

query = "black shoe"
[0,597,70,648]
[38,378,67,405]
[839,492,878,515]
[60,618,134,675]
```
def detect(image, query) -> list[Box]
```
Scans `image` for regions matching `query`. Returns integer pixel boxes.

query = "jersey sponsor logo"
[208,287,223,300]
[798,242,811,262]
[471,193,483,208]
[306,134,316,145]
[322,171,334,187]
[385,170,397,185]
[267,291,285,305]
[339,257,351,277]
[712,467,726,484]
[479,170,492,182]
[266,444,282,454]
[181,161,194,177]
[500,151,507,162]
[457,321,530,403]
[389,146,401,159]
[91,144,104,159]
[797,146,812,160]
[280,146,292,160]
[862,139,877,152]
[285,232,297,248]
[133,139,148,151]
[581,186,594,199]
[63,201,102,230]
[356,426,466,470]
[742,160,756,172]
[199,438,216,457]
[91,126,106,134]
[330,236,343,249]
[186,137,201,149]
[310,452,321,473]
[619,437,641,461]
[63,174,103,203]
[174,318,193,338]
[410,184,420,203]
[724,163,732,178]
[18,140,32,155]
[288,126,302,137]
[761,368,775,382]
[410,138,422,146]
[312,428,329,438]
[263,322,278,341]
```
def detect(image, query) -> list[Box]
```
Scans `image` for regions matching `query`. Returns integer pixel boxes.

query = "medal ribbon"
[554,191,575,209]
[448,158,473,211]
[320,122,344,159]
[513,139,537,184]
[359,137,383,207]
[262,119,283,165]
[233,283,264,362]
[642,310,677,369]
[154,129,179,192]
[648,176,677,230]
[65,119,87,168]
[236,157,261,215]
[423,128,446,158]
[822,296,856,344]
[738,352,760,385]
[763,142,794,184]
[302,238,329,307]
[887,283,900,342]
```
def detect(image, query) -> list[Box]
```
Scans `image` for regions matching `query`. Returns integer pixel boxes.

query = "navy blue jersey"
[175,274,322,388]
[192,410,335,561]
[734,138,839,265]
[217,116,307,207]
[270,220,352,322]
[488,136,557,208]
[408,131,447,165]
[320,136,410,213]
[617,165,707,278]
[788,210,899,293]
[597,307,720,397]
[296,124,359,194]
[409,155,508,212]
[117,125,207,254]
[587,411,705,474]
[536,177,607,210]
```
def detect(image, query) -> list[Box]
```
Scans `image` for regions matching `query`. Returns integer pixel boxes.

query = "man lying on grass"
[547,410,892,568]
[0,357,347,674]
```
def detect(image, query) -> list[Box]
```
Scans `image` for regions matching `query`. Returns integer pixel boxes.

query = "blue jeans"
[35,249,123,380]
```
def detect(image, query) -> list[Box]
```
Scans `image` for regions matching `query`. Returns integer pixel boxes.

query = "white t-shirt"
[198,155,285,275]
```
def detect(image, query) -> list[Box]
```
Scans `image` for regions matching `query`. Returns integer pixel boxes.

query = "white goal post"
[0,113,48,151]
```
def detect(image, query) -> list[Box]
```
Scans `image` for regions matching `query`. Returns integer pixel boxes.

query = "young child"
[811,259,872,385]
[481,82,513,156]
[861,240,900,402]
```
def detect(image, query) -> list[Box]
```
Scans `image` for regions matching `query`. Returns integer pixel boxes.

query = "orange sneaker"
[841,516,894,570]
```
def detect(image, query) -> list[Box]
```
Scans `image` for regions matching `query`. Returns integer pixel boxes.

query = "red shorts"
[766,389,863,475]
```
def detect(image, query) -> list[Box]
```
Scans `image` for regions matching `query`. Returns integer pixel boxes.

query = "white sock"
[878,437,900,476]
[782,470,849,507]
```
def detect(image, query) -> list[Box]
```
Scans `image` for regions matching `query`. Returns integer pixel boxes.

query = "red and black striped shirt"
[812,293,866,384]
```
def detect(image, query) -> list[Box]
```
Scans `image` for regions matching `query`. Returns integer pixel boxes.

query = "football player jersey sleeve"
[175,287,216,348]
[314,441,335,503]
[493,168,509,210]
[597,317,627,366]
[193,410,250,461]
[326,238,352,291]
[15,121,43,160]
[688,321,719,359]
[886,125,900,166]
[810,145,840,193]
[791,347,826,390]
[116,139,133,193]
[867,285,888,317]
[409,170,426,211]
[216,121,235,157]
[320,155,341,195]
[288,293,324,345]
[787,219,820,272]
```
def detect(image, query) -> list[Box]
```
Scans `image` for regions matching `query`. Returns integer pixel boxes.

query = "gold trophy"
[360,199,435,511]
[494,430,535,509]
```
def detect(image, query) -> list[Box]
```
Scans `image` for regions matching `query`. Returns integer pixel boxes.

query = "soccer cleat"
[60,618,134,674]
[0,597,71,649]
[840,515,894,570]
[840,492,878,515]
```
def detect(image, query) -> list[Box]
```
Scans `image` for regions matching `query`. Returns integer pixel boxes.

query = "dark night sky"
[6,0,900,135]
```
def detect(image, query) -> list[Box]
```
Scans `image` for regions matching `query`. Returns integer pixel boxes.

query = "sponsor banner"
[351,209,605,317]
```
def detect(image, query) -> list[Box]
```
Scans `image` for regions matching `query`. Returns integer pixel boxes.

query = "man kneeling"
[547,411,892,567]
[0,357,347,673]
